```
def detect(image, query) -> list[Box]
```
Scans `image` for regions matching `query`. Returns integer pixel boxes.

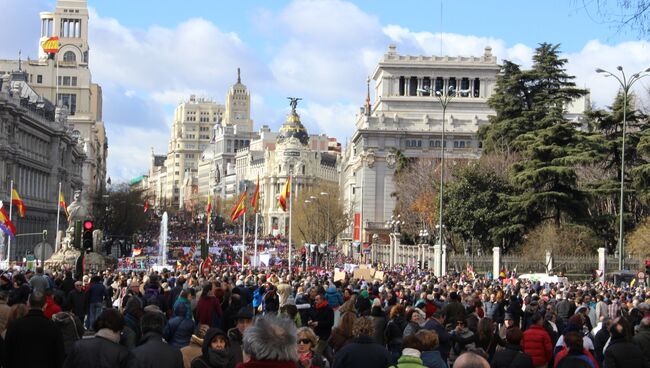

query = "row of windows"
[61,18,82,38]
[16,167,50,201]
[398,76,481,98]
[185,153,195,159]
[57,93,77,115]
[17,132,48,161]
[225,139,250,153]
[199,126,209,132]
[57,76,78,86]
[405,139,475,149]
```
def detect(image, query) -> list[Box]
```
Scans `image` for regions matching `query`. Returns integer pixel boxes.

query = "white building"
[339,45,501,244]
[0,0,107,204]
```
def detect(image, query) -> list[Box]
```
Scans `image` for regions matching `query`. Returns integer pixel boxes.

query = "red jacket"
[521,324,553,366]
[44,295,62,319]
[194,296,222,326]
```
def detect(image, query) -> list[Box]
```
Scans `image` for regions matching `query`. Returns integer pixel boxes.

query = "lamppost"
[596,66,650,271]
[417,85,468,269]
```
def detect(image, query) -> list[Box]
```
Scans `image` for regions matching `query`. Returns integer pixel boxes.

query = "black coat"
[7,284,30,306]
[4,309,65,368]
[133,332,184,368]
[332,335,392,368]
[490,344,534,368]
[64,334,135,368]
[67,289,86,319]
[634,327,650,366]
[310,304,334,340]
[604,338,650,368]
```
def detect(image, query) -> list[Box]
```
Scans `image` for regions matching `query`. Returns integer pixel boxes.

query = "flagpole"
[242,211,246,268]
[253,212,259,268]
[55,182,61,252]
[288,176,293,274]
[206,195,210,246]
[7,180,13,262]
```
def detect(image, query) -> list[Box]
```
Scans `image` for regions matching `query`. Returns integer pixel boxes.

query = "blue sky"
[2,0,649,182]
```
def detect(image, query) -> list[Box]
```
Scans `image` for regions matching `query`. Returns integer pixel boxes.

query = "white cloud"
[106,125,169,182]
[300,102,359,143]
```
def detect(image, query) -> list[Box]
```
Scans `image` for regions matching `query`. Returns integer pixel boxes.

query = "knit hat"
[360,290,369,299]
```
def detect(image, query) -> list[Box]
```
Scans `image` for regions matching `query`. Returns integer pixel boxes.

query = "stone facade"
[0,71,85,261]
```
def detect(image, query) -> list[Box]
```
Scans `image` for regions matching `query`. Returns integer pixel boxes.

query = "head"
[241,315,298,362]
[93,308,125,333]
[352,316,374,337]
[505,327,523,345]
[564,331,584,354]
[140,311,166,335]
[28,291,45,310]
[296,327,318,354]
[454,352,490,368]
[201,328,229,356]
[389,304,405,320]
[338,311,357,334]
[532,313,543,326]
[236,307,254,334]
[415,329,439,351]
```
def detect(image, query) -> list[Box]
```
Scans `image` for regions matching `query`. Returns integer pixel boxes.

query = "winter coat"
[422,318,452,361]
[490,344,533,368]
[133,331,184,368]
[310,301,334,340]
[332,335,392,368]
[52,311,85,357]
[634,325,650,366]
[5,309,65,368]
[420,350,447,368]
[521,324,552,367]
[325,287,343,309]
[86,281,108,305]
[390,354,426,368]
[44,294,63,319]
[8,283,30,306]
[182,335,204,368]
[235,360,297,368]
[403,321,421,337]
[371,307,387,345]
[192,328,236,368]
[165,303,196,349]
[64,332,135,368]
[443,301,466,326]
[553,347,597,368]
[196,295,222,328]
[604,337,649,368]
[67,289,86,320]
[385,315,407,352]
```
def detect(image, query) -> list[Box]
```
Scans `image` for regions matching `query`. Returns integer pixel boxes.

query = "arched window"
[63,51,76,62]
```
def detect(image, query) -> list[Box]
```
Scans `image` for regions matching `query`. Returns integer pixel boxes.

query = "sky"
[2,0,650,183]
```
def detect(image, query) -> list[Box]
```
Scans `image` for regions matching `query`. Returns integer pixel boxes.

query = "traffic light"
[645,260,650,275]
[73,220,82,249]
[82,220,94,252]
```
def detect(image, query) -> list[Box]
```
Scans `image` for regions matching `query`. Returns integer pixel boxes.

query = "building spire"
[365,76,371,115]
[237,67,241,84]
[18,50,21,71]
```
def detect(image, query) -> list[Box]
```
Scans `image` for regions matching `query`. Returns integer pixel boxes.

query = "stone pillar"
[598,247,606,283]
[433,243,442,276]
[545,250,554,274]
[493,247,501,280]
[441,244,447,276]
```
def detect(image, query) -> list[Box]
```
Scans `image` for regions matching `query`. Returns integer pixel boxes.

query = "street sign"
[638,271,646,280]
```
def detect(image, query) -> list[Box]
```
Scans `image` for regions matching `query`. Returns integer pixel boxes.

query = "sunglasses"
[298,339,312,345]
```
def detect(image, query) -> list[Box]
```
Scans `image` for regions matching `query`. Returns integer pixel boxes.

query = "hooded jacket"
[325,287,343,308]
[192,328,236,368]
[165,302,195,349]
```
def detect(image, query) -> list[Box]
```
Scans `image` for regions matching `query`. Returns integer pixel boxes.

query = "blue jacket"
[164,303,195,349]
[172,296,192,320]
[421,350,448,368]
[86,282,107,305]
[325,287,343,308]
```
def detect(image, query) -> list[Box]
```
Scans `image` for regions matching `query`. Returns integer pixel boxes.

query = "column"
[545,250,554,274]
[598,247,606,283]
[433,243,442,276]
[492,247,501,280]
[441,244,447,276]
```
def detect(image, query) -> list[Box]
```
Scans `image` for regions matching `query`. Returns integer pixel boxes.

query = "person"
[333,316,392,368]
[196,284,223,328]
[553,331,597,368]
[85,275,108,329]
[52,310,85,359]
[182,324,210,368]
[28,267,49,293]
[403,308,423,337]
[67,280,86,322]
[297,327,328,368]
[448,319,475,367]
[238,314,299,368]
[44,288,63,319]
[423,311,452,362]
[64,307,134,368]
[4,291,65,368]
[490,327,533,368]
[604,317,648,368]
[309,293,334,355]
[191,327,235,368]
[385,304,407,362]
[325,284,343,309]
[633,317,650,366]
[165,302,196,349]
[520,313,552,368]
[454,351,490,368]
[443,292,466,326]
[0,291,11,335]
[474,318,502,361]
[594,317,612,365]
[228,306,254,364]
[133,311,184,368]
[174,289,194,320]
[370,299,387,345]
[327,310,355,353]
[416,329,447,368]
[8,273,30,306]
[391,334,427,368]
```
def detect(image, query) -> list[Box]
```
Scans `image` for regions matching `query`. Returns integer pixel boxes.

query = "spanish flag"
[11,189,25,218]
[0,205,16,238]
[251,176,260,212]
[143,200,149,213]
[59,192,68,218]
[278,176,290,211]
[206,194,212,215]
[230,192,246,222]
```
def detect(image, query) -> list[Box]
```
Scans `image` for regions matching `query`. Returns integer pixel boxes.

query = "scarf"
[316,299,328,309]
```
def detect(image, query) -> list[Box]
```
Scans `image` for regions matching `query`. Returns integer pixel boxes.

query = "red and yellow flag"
[59,192,69,218]
[0,206,16,238]
[11,189,25,218]
[206,194,212,215]
[278,176,291,211]
[230,192,247,222]
[251,176,260,212]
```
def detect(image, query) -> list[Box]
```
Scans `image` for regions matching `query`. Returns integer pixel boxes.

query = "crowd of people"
[0,260,649,368]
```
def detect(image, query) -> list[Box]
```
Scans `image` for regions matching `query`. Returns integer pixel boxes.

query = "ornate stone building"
[0,0,107,204]
[0,71,85,260]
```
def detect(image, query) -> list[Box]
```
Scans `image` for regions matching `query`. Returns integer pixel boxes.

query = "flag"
[0,206,16,238]
[143,200,149,213]
[132,248,142,257]
[11,189,25,218]
[59,192,68,218]
[176,260,182,270]
[230,192,247,222]
[206,194,212,215]
[251,176,260,212]
[278,176,291,211]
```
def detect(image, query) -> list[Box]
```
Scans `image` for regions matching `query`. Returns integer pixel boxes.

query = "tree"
[627,218,650,258]
[293,183,351,248]
[520,222,600,259]
[580,0,650,37]
[104,184,148,238]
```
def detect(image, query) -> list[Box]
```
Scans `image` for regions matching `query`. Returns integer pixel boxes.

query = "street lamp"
[419,229,430,244]
[596,66,650,270]
[417,85,469,265]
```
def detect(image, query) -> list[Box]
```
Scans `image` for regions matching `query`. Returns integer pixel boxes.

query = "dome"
[277,110,309,146]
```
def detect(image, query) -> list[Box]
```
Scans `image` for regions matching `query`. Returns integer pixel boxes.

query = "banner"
[353,213,361,241]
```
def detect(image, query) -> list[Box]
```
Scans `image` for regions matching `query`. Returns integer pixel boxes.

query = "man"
[491,327,534,368]
[333,316,392,368]
[633,317,650,366]
[169,275,185,307]
[238,315,298,368]
[499,313,516,341]
[133,311,183,368]
[521,313,552,368]
[29,267,50,293]
[85,275,108,329]
[453,351,490,368]
[309,292,334,354]
[4,291,65,368]
[67,281,86,322]
[228,306,254,364]
[423,310,452,362]
[443,291,466,326]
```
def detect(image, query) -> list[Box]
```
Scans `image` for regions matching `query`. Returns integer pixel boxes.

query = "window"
[63,51,76,62]
[41,18,53,37]
[474,78,480,97]
[399,76,405,96]
[409,76,418,96]
[448,78,457,95]
[57,93,77,115]
[422,77,431,95]
[37,75,43,84]
[60,19,81,38]
[435,77,444,95]
[460,78,470,97]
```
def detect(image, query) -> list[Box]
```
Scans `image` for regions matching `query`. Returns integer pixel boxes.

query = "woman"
[385,304,407,362]
[370,299,387,345]
[196,284,222,328]
[403,308,422,337]
[328,311,356,353]
[474,318,502,361]
[191,328,235,368]
[63,309,133,368]
[165,302,195,349]
[297,327,328,368]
